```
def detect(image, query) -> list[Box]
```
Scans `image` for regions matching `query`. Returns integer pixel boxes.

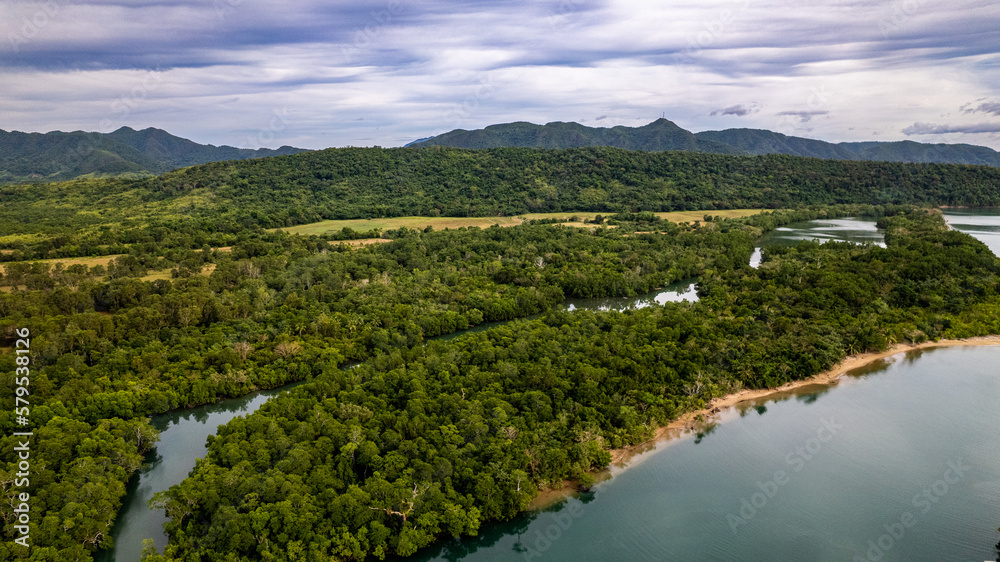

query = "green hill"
[408,119,742,154]
[697,128,1000,167]
[3,146,1000,241]
[411,120,1000,167]
[0,127,306,185]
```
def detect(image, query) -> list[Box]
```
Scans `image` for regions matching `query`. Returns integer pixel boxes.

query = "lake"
[944,208,1000,256]
[411,345,1000,562]
[99,210,1000,561]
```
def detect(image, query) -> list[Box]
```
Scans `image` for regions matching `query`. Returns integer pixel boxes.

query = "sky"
[2,0,999,150]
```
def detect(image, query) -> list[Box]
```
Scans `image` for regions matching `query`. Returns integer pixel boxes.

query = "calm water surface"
[412,346,1000,562]
[751,217,883,268]
[100,282,698,560]
[95,382,307,562]
[944,208,1000,256]
[102,212,1000,561]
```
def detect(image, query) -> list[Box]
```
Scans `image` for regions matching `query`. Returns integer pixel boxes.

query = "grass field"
[0,254,124,275]
[275,216,525,236]
[274,209,772,237]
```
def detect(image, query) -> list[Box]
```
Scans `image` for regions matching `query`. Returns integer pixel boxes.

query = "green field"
[273,209,771,236]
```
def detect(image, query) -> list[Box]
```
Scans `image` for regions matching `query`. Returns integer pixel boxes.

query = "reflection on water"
[95,381,307,562]
[103,278,698,560]
[943,208,1000,257]
[411,346,1000,562]
[564,278,698,312]
[751,217,884,268]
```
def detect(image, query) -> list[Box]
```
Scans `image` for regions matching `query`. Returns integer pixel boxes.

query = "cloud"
[776,110,829,123]
[963,101,1000,116]
[903,122,1000,135]
[2,1,1000,149]
[711,103,761,117]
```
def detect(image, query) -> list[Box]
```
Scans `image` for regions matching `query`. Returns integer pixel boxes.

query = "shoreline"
[528,335,1000,510]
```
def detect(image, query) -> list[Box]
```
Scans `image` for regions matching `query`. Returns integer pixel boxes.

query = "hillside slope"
[0,127,306,184]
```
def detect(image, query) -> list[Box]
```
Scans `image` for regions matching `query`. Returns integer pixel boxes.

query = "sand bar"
[529,335,1000,510]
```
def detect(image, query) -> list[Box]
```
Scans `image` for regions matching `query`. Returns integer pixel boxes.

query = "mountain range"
[0,126,306,184]
[409,119,1000,167]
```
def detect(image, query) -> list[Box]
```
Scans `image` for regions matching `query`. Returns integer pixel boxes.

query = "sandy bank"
[528,335,1000,510]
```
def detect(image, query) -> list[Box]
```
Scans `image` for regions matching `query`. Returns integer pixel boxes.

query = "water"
[751,217,883,268]
[101,211,1000,561]
[564,278,698,312]
[95,382,307,562]
[99,281,697,560]
[412,346,1000,562]
[943,208,1000,256]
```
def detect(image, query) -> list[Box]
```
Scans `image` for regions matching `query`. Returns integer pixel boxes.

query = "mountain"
[0,127,307,184]
[407,119,742,155]
[411,120,1000,167]
[696,129,1000,167]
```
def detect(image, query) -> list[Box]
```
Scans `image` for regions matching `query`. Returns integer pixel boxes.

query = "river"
[750,211,1000,268]
[99,211,1000,561]
[97,281,699,561]
[750,217,885,268]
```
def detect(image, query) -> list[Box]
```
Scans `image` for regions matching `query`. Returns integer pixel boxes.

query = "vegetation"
[2,141,999,560]
[4,145,1000,243]
[139,212,1000,560]
[0,127,304,186]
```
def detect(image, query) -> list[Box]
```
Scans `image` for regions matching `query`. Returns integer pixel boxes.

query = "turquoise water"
[412,346,1000,561]
[100,211,1000,561]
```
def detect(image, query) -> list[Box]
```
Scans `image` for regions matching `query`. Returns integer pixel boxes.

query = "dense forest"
[2,144,1000,560]
[3,146,1000,244]
[139,210,1000,560]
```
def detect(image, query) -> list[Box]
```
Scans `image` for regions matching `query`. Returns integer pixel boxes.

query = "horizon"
[3,1,999,151]
[3,118,999,154]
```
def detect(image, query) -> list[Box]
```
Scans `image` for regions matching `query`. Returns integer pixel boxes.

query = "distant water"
[943,208,1000,257]
[751,217,883,268]
[564,278,698,312]
[100,279,698,560]
[412,346,1000,562]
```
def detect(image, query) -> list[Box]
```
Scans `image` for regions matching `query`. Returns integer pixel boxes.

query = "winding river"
[98,281,699,561]
[100,212,1000,561]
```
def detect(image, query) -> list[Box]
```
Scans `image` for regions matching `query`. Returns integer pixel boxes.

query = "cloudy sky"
[2,0,999,150]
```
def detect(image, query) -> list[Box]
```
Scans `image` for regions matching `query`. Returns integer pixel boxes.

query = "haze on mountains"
[409,119,1000,168]
[0,126,305,185]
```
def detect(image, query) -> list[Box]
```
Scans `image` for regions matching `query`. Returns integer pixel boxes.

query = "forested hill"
[696,128,1000,167]
[0,127,306,185]
[410,119,1000,167]
[407,119,741,154]
[4,146,1000,240]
